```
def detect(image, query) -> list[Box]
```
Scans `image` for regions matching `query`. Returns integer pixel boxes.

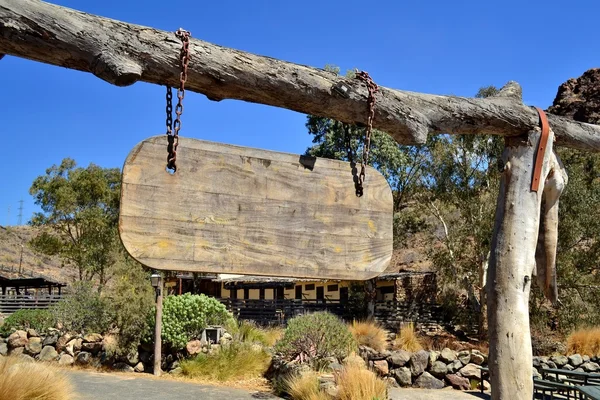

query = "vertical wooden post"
[154,275,163,377]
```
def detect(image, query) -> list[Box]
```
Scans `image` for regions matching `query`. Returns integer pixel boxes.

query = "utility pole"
[17,200,24,225]
[18,244,24,275]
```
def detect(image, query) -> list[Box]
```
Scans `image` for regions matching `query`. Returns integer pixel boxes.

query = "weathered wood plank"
[119,136,393,279]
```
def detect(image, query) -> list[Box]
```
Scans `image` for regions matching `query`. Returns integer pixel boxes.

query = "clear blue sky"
[1,0,598,225]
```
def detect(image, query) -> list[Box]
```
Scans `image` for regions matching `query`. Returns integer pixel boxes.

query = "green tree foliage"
[29,158,121,287]
[146,293,234,349]
[0,309,55,336]
[275,311,356,368]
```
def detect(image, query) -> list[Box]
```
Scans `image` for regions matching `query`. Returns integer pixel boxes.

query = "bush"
[50,281,113,334]
[275,312,356,368]
[0,309,55,336]
[336,363,387,400]
[393,322,422,352]
[147,293,234,349]
[0,356,74,400]
[180,342,271,382]
[567,327,600,356]
[348,320,388,352]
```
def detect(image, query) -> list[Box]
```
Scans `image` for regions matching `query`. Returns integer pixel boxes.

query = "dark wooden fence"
[374,300,447,331]
[0,295,65,315]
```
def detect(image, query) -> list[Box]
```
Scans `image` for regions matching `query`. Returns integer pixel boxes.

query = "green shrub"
[275,312,356,368]
[147,293,234,349]
[0,309,55,336]
[180,342,271,382]
[50,281,113,334]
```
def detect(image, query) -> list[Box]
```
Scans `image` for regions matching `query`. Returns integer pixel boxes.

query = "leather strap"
[531,106,550,192]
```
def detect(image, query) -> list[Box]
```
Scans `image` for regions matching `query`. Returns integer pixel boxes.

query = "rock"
[81,342,102,355]
[388,350,412,368]
[56,334,73,352]
[410,350,429,377]
[65,339,76,356]
[83,333,103,343]
[169,360,180,371]
[575,368,585,372]
[458,363,481,379]
[320,381,338,398]
[139,351,152,364]
[445,373,470,390]
[583,355,591,363]
[8,330,28,348]
[582,362,600,372]
[170,367,182,375]
[540,363,549,370]
[447,360,463,374]
[439,348,456,363]
[384,376,399,388]
[25,337,43,355]
[186,339,202,355]
[126,351,139,366]
[27,328,39,338]
[428,351,440,368]
[76,351,92,365]
[17,354,35,363]
[471,353,485,365]
[569,354,584,367]
[43,334,58,347]
[478,380,491,392]
[414,371,445,389]
[563,364,574,371]
[134,362,145,373]
[0,342,7,356]
[9,346,24,356]
[472,349,487,363]
[373,360,389,376]
[38,345,58,361]
[59,354,74,366]
[430,361,448,378]
[551,355,569,367]
[546,361,557,369]
[73,338,83,352]
[532,356,541,368]
[457,350,471,365]
[533,367,542,379]
[114,362,135,373]
[393,367,412,387]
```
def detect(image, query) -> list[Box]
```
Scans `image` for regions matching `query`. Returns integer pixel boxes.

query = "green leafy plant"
[275,312,356,368]
[147,293,234,349]
[0,309,55,336]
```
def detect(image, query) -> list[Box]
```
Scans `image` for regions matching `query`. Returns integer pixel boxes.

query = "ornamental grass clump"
[348,320,388,352]
[567,326,600,356]
[393,322,423,352]
[0,356,74,400]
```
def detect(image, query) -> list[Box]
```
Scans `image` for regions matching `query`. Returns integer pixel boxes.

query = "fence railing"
[374,300,447,331]
[0,295,66,315]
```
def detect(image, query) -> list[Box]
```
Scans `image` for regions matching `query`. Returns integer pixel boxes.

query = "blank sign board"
[119,136,393,280]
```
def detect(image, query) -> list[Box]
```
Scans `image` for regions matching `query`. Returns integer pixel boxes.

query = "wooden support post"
[153,275,163,377]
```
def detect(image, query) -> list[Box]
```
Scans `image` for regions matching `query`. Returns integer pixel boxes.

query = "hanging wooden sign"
[119,136,393,280]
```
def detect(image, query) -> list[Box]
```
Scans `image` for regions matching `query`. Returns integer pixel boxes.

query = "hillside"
[0,225,75,284]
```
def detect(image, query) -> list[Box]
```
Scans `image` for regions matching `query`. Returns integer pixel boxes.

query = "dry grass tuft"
[263,327,285,347]
[336,363,387,400]
[0,355,74,400]
[348,320,388,352]
[567,327,600,356]
[285,370,330,400]
[393,322,423,352]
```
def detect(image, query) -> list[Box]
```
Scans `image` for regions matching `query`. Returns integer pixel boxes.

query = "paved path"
[67,370,280,400]
[389,388,490,400]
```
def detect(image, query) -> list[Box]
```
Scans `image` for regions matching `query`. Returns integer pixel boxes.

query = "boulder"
[457,350,471,365]
[9,346,24,356]
[532,356,541,368]
[26,329,39,338]
[81,342,102,355]
[563,364,575,371]
[478,380,491,392]
[430,361,448,378]
[56,334,73,352]
[569,354,583,367]
[134,362,145,373]
[447,360,463,374]
[186,339,202,356]
[533,367,542,379]
[409,350,429,377]
[428,350,440,368]
[0,342,7,356]
[76,351,92,365]
[38,345,58,361]
[170,367,182,375]
[58,354,74,366]
[126,351,139,366]
[25,337,43,355]
[372,360,389,376]
[8,330,28,348]
[388,350,411,368]
[114,362,135,373]
[546,361,557,369]
[445,373,470,390]
[18,354,35,363]
[65,339,76,356]
[471,353,485,365]
[414,371,444,389]
[439,348,456,363]
[73,338,83,352]
[551,355,569,367]
[320,381,338,398]
[83,333,103,343]
[42,334,58,347]
[574,368,585,372]
[384,377,399,388]
[458,363,481,379]
[583,355,591,363]
[393,367,412,387]
[582,362,600,372]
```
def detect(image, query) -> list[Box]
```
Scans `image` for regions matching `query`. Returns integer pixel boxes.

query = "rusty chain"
[166,28,191,172]
[354,70,378,197]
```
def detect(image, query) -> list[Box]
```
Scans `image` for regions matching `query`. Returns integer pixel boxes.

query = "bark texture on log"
[1,0,600,150]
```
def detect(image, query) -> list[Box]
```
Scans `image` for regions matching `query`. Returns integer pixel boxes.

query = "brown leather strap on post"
[531,106,550,192]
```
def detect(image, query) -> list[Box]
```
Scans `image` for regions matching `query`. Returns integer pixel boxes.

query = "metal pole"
[154,275,163,376]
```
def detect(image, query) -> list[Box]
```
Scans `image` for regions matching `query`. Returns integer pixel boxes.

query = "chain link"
[166,28,192,172]
[354,70,378,197]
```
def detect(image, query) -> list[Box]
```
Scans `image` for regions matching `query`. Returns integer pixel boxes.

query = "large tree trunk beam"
[2,0,600,150]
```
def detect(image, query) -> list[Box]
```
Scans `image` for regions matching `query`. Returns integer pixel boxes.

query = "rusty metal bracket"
[531,106,550,192]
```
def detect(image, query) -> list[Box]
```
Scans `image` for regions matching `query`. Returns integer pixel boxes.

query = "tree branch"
[1,0,600,150]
